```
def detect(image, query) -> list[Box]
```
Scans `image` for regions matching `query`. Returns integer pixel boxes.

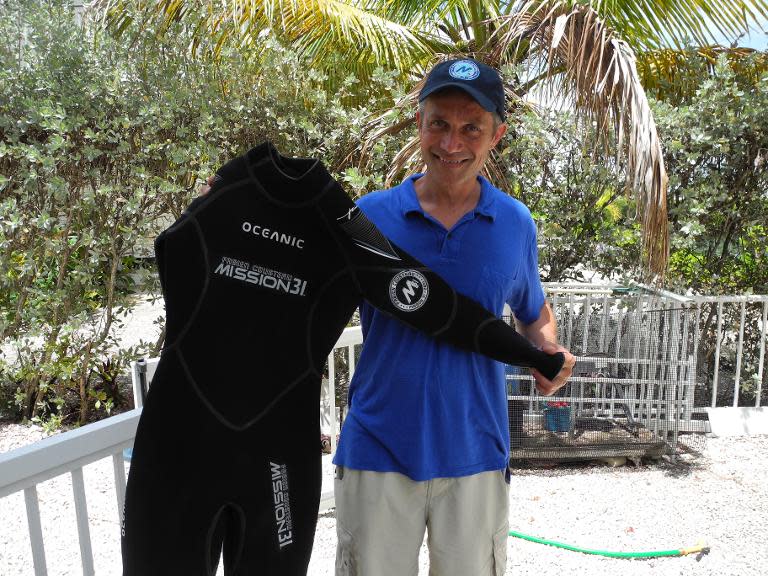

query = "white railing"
[0,327,362,576]
[691,295,767,408]
[1,287,765,575]
[324,327,363,457]
[543,283,767,410]
[0,411,139,576]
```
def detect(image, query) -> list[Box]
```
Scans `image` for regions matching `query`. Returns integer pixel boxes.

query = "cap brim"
[419,82,501,118]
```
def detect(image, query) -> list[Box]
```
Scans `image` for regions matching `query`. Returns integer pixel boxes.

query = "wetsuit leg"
[122,356,229,576]
[122,358,323,576]
[223,382,322,575]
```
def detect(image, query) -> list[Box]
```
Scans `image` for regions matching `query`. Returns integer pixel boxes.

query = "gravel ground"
[1,423,766,576]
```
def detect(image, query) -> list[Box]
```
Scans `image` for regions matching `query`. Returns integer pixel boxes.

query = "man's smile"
[432,153,470,165]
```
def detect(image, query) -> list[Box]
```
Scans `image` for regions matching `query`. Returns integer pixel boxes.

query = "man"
[332,58,574,575]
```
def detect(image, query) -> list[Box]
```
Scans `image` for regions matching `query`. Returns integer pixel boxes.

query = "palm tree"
[98,0,768,277]
[638,45,768,104]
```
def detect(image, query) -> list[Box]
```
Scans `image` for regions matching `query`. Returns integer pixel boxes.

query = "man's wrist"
[525,332,557,350]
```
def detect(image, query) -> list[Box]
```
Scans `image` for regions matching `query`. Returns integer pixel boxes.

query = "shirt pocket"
[477,264,518,313]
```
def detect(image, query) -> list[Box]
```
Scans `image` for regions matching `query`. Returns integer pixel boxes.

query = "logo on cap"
[448,60,480,81]
[389,270,429,312]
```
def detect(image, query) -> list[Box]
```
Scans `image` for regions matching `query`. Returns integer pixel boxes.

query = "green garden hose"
[508,530,709,559]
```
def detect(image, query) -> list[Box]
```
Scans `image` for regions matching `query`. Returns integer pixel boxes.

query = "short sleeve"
[509,216,546,325]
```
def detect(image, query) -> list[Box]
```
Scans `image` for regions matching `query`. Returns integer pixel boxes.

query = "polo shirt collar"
[399,174,498,221]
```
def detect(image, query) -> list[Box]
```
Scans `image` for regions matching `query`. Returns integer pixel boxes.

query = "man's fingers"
[544,346,576,385]
[529,343,575,395]
[531,369,556,396]
[532,349,575,396]
[560,351,576,377]
[199,175,215,197]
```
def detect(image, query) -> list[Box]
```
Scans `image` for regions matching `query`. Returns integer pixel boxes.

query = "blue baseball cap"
[419,58,506,120]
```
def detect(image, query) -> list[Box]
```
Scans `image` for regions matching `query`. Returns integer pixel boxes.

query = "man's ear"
[492,123,507,147]
[415,110,422,129]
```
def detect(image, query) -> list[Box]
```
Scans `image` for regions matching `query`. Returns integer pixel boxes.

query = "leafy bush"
[651,55,768,405]
[499,107,641,282]
[652,55,768,296]
[0,0,405,425]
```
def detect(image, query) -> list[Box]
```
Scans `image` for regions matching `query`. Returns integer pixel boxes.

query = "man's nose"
[440,129,463,153]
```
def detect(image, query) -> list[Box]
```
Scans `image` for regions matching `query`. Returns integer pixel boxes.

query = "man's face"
[416,89,507,189]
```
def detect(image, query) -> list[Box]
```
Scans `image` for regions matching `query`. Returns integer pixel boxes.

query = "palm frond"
[95,0,239,58]
[637,45,768,103]
[96,0,449,75]
[588,0,768,51]
[368,0,492,33]
[493,1,669,277]
[267,0,446,73]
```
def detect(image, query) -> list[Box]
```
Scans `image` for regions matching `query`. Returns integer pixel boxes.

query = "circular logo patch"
[448,60,480,81]
[389,270,429,312]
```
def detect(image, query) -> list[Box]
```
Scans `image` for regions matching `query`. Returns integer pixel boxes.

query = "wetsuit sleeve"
[325,190,565,381]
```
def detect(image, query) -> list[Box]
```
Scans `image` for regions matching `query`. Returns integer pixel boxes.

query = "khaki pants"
[335,468,509,576]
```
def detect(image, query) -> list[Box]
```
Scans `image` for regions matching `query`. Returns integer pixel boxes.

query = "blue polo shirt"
[333,174,545,481]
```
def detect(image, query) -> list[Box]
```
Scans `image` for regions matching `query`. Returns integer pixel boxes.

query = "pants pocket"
[335,525,357,576]
[493,526,508,576]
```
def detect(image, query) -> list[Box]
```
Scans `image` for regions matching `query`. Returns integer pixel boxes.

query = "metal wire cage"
[507,306,701,462]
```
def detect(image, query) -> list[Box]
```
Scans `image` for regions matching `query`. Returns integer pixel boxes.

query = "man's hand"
[530,341,574,396]
[199,175,215,196]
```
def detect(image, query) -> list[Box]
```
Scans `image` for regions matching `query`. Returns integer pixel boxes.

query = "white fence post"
[712,301,724,407]
[758,302,767,407]
[71,467,95,576]
[328,351,337,455]
[24,486,47,576]
[112,453,128,526]
[733,302,747,407]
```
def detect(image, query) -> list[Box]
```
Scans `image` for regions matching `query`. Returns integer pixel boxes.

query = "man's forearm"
[518,302,558,348]
[518,301,574,394]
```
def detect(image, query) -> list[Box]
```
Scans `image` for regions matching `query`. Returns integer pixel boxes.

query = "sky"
[735,27,768,50]
[709,11,767,50]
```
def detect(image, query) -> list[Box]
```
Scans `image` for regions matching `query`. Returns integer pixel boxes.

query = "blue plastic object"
[544,407,570,432]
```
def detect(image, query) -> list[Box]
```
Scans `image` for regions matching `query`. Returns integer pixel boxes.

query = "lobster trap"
[508,304,702,462]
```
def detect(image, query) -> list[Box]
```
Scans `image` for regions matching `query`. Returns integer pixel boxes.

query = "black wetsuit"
[121,142,563,576]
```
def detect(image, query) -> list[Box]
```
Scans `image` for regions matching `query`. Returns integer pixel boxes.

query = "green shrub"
[0,0,405,425]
